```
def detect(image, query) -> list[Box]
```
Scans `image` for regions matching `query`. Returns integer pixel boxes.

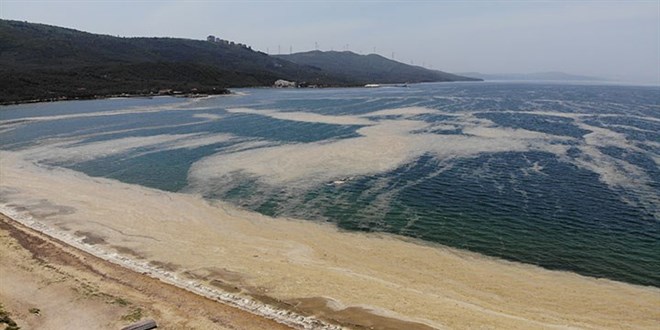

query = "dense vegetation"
[0,20,345,103]
[277,50,480,84]
[0,20,478,104]
[0,63,236,103]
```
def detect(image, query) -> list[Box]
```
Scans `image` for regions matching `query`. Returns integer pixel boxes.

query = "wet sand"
[1,150,659,329]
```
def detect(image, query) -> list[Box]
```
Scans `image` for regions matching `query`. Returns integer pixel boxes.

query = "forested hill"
[0,20,349,103]
[0,20,478,104]
[277,50,480,84]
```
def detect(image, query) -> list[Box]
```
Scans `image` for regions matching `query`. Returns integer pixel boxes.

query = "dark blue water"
[1,82,658,287]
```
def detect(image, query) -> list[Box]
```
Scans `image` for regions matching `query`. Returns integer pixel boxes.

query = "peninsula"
[0,20,479,104]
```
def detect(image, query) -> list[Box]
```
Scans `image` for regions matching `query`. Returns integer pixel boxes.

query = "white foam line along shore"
[1,150,659,329]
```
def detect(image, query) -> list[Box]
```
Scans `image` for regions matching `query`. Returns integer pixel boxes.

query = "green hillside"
[0,20,346,103]
[277,50,480,84]
[0,20,479,104]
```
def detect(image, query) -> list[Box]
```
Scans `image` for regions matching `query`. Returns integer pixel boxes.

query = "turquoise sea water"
[1,82,658,287]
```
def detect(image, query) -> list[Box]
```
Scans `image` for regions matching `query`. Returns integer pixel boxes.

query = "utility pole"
[315,41,319,50]
[278,45,281,54]
[391,52,395,60]
[290,45,292,54]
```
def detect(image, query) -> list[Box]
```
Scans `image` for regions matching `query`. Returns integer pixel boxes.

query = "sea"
[1,81,658,287]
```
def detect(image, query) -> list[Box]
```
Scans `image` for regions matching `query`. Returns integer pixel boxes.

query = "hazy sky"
[2,0,659,83]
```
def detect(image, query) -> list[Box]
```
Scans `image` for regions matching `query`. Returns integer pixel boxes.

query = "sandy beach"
[0,213,294,330]
[1,150,659,329]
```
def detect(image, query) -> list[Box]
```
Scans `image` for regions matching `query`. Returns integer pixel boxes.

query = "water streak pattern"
[1,82,658,286]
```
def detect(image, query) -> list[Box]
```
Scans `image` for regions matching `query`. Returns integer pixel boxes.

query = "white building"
[273,79,297,88]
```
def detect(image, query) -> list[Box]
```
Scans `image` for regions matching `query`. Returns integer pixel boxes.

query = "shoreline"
[0,89,232,106]
[1,150,660,329]
[0,81,478,107]
[4,80,657,107]
[0,212,296,330]
[0,207,342,329]
[0,208,336,329]
[0,206,424,330]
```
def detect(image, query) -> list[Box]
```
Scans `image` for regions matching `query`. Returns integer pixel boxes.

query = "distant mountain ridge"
[277,51,480,84]
[458,71,604,81]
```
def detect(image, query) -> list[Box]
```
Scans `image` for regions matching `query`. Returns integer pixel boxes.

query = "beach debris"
[121,318,157,330]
